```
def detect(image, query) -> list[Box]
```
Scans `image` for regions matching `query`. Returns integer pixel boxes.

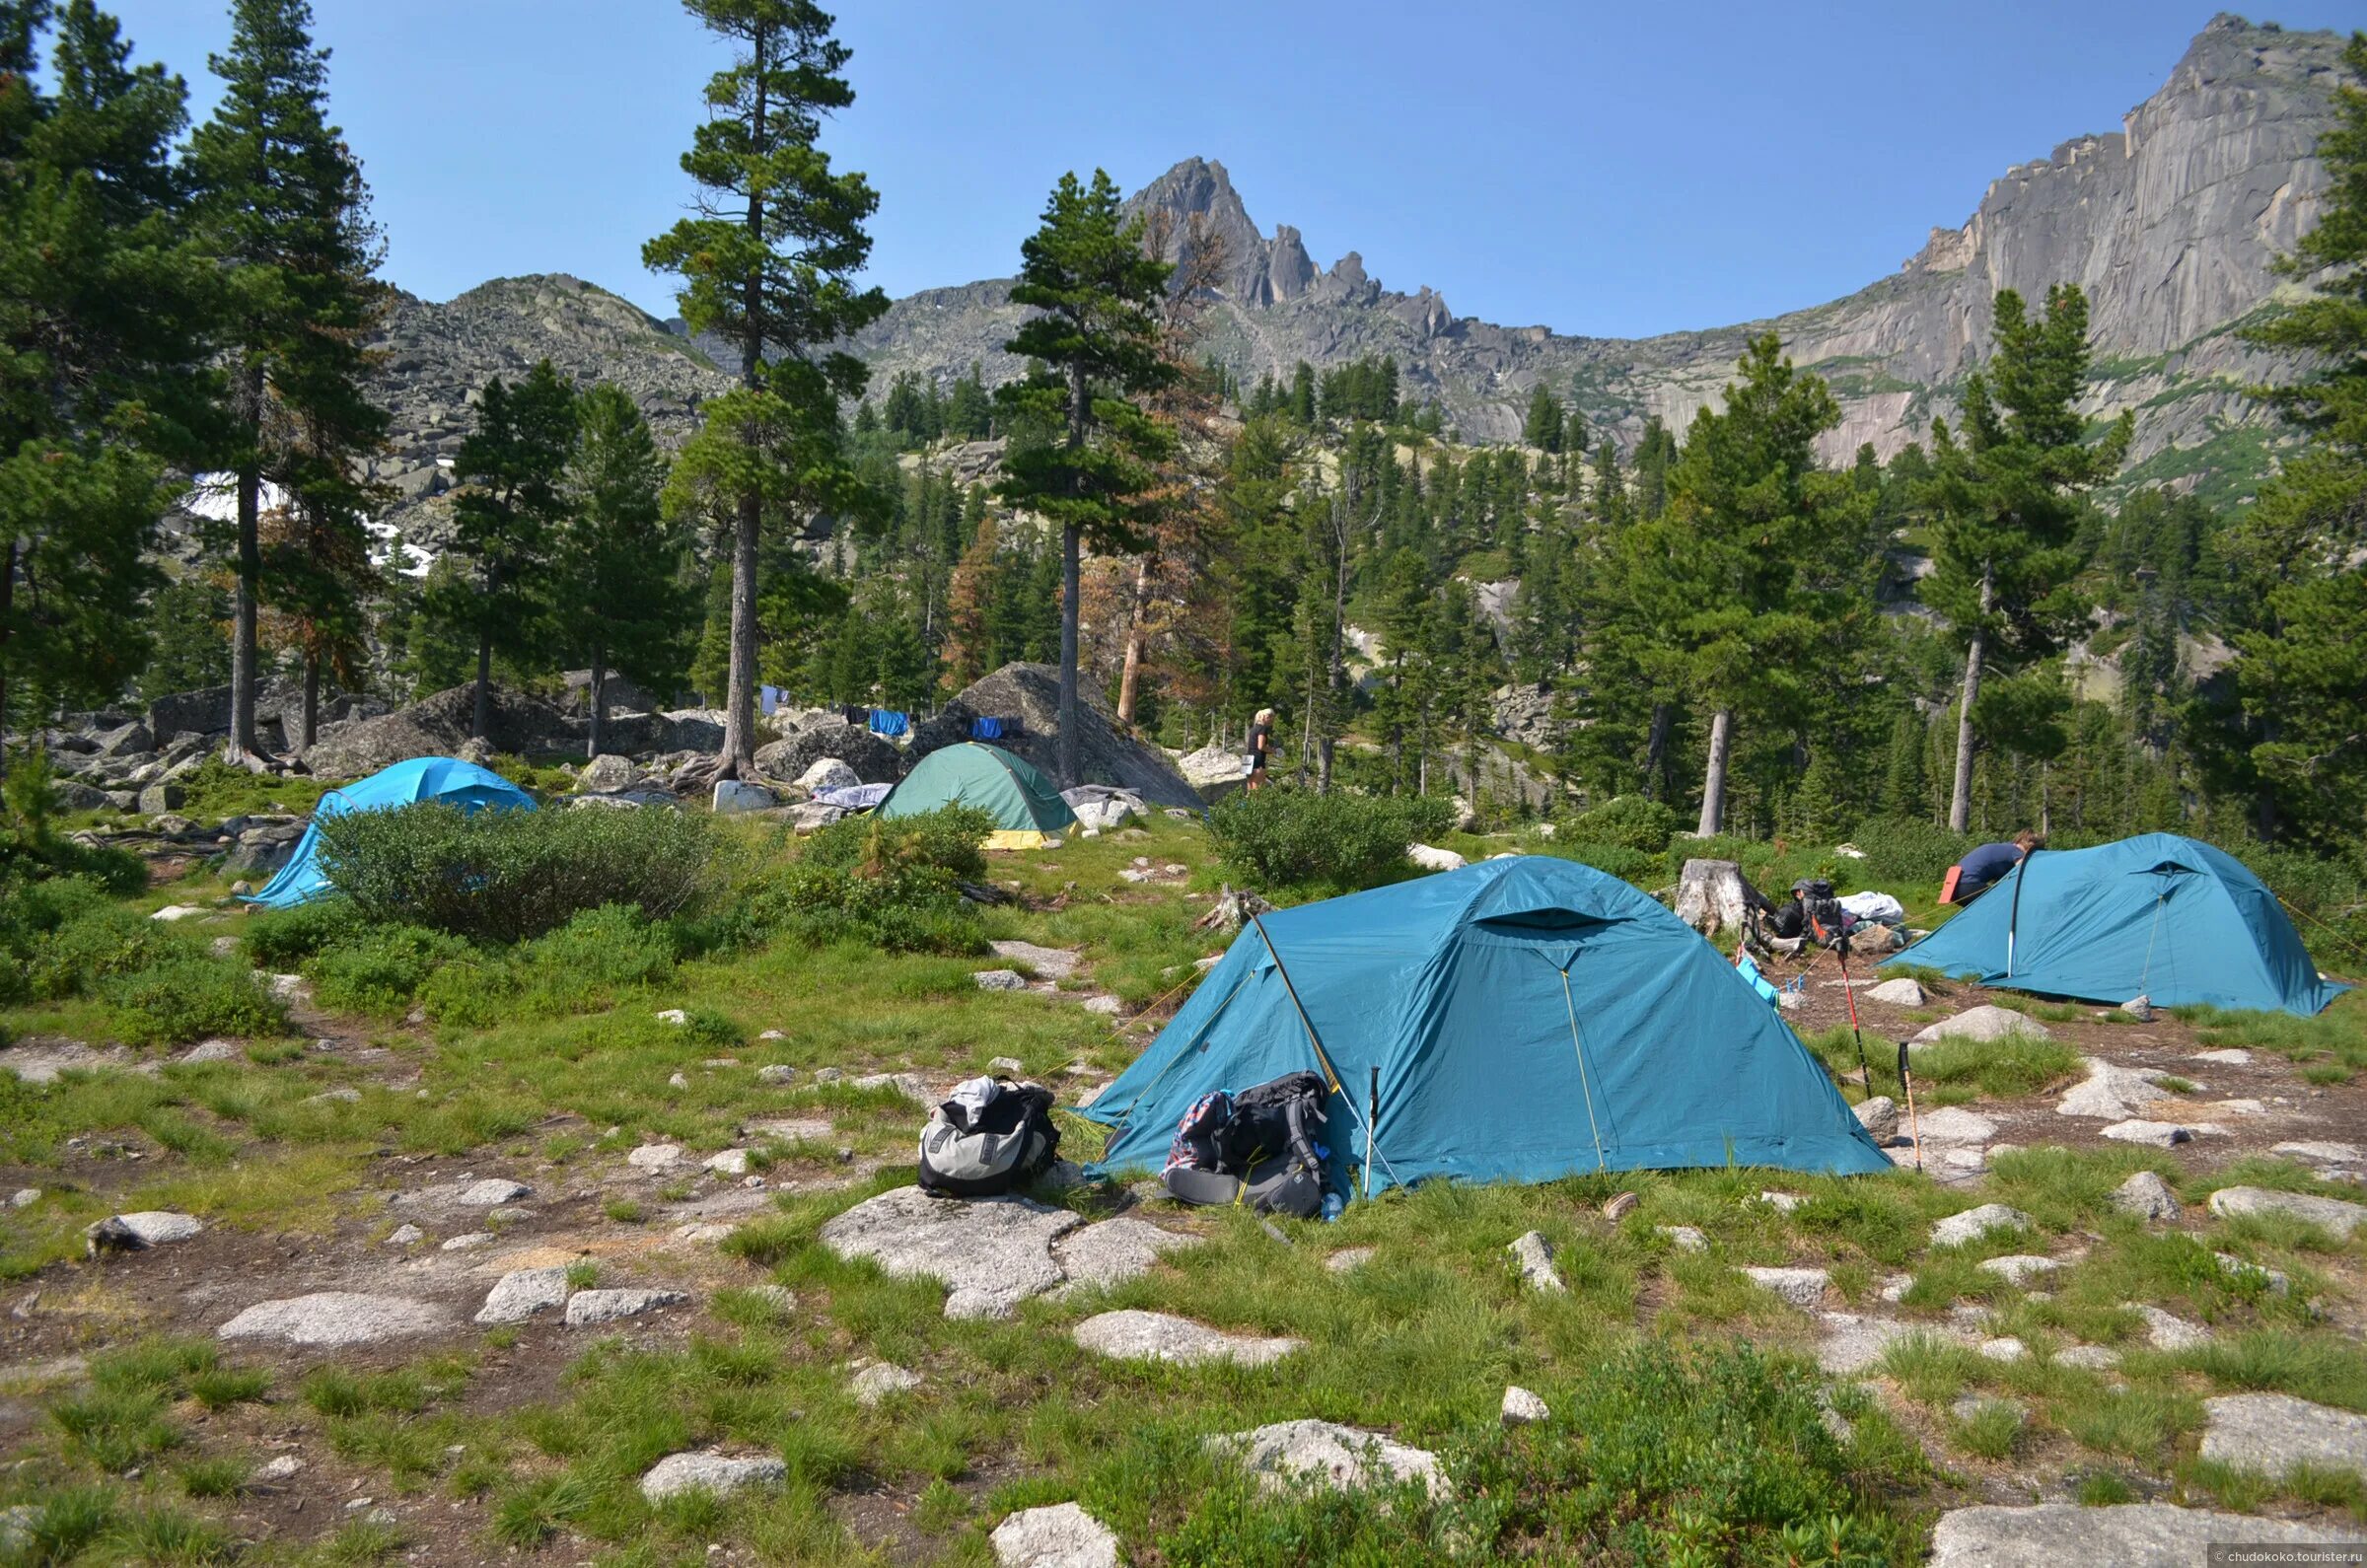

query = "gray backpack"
[917,1077,1060,1196]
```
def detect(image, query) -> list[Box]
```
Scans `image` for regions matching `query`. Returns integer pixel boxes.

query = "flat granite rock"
[1071,1310,1301,1367]
[474,1267,571,1325]
[1051,1218,1200,1292]
[2056,1058,2184,1120]
[849,1361,922,1406]
[638,1450,786,1503]
[1816,1313,1950,1375]
[1208,1419,1447,1500]
[820,1186,1083,1319]
[987,941,1083,982]
[1912,1106,1998,1145]
[1739,1266,1829,1310]
[2207,1185,2367,1240]
[989,1502,1119,1568]
[84,1211,202,1253]
[2200,1392,2367,1482]
[1931,1203,2032,1247]
[1975,1254,2061,1287]
[1910,1006,2050,1046]
[563,1288,687,1326]
[219,1292,451,1347]
[2274,1140,2363,1164]
[1929,1502,2360,1564]
[2127,1302,2213,1351]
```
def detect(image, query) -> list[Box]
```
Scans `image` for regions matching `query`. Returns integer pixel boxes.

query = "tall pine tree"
[558,385,694,757]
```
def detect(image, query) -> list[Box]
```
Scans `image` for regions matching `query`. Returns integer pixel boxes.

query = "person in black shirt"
[1245,707,1275,792]
[1956,830,2040,902]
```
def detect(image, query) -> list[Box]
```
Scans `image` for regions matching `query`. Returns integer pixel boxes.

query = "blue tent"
[1081,857,1889,1193]
[1882,832,2345,1017]
[241,756,535,910]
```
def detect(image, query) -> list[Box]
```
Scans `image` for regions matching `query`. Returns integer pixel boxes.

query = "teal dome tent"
[1883,832,2346,1017]
[241,756,536,911]
[1081,856,1890,1193]
[878,743,1076,848]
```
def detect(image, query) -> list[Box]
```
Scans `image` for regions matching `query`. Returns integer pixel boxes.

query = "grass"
[2183,996,2367,1085]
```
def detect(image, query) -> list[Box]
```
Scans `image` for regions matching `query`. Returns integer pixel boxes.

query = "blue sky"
[104,1,2364,340]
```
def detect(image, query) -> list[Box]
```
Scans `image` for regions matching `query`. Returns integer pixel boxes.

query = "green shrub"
[1205,788,1454,892]
[315,801,716,944]
[2224,843,2367,970]
[104,956,286,1045]
[760,806,994,955]
[1541,839,1656,885]
[1847,816,1971,890]
[19,894,179,1001]
[243,895,366,967]
[517,903,679,990]
[802,805,992,883]
[1564,795,1680,854]
[307,925,474,1017]
[415,956,519,1028]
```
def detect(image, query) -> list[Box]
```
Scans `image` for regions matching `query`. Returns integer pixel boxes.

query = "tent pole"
[1364,1065,1378,1201]
[2004,848,2037,978]
[1251,913,1404,1192]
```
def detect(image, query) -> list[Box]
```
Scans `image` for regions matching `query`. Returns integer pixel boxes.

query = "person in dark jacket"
[1245,707,1275,791]
[1956,830,2041,902]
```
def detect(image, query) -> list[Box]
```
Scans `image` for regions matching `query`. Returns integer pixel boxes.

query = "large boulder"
[756,722,902,786]
[577,753,642,793]
[935,663,1200,806]
[557,669,657,718]
[819,1186,1082,1319]
[1176,740,1247,798]
[147,682,242,738]
[301,684,566,778]
[1929,1503,2360,1564]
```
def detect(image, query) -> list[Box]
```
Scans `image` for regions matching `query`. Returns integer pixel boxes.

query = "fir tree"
[644,0,887,778]
[140,575,232,698]
[557,384,694,757]
[1522,383,1564,452]
[993,169,1174,783]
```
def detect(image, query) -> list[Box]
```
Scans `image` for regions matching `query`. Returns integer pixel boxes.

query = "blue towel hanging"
[969,715,1003,740]
[868,709,909,738]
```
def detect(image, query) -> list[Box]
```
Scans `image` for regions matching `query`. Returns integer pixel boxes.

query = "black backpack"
[1161,1070,1328,1217]
[917,1078,1060,1197]
[1788,879,1847,944]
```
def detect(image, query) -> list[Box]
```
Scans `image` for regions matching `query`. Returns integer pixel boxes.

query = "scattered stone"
[1909,1006,2050,1045]
[2207,1185,2367,1240]
[1740,1265,1829,1310]
[2120,994,2156,1022]
[1757,1190,1803,1213]
[757,1029,785,1041]
[638,1451,786,1504]
[149,903,207,922]
[849,1071,929,1104]
[218,1293,449,1347]
[667,1071,689,1089]
[2055,1344,2122,1371]
[1976,1336,2028,1363]
[1072,1310,1302,1367]
[456,1178,531,1206]
[1877,1273,1912,1303]
[849,1361,923,1406]
[989,1502,1119,1568]
[1862,977,1926,1007]
[1951,1392,2026,1427]
[2213,1251,2291,1296]
[820,1186,1083,1319]
[1501,1386,1549,1426]
[2110,1171,2182,1222]
[1816,1313,1943,1375]
[1326,1247,1376,1273]
[1914,1106,1998,1145]
[1930,1503,2363,1563]
[673,1223,737,1246]
[1602,1190,1639,1223]
[385,1224,424,1247]
[702,1149,751,1176]
[1052,1218,1200,1292]
[2127,1303,2212,1351]
[2057,1058,2183,1120]
[179,1039,245,1064]
[254,1455,302,1481]
[306,1087,362,1105]
[973,968,1029,992]
[1851,1096,1900,1143]
[1507,1231,1565,1292]
[743,1116,831,1143]
[439,1233,493,1251]
[987,941,1082,981]
[1976,1254,2061,1288]
[654,1008,688,1026]
[754,1064,796,1085]
[1658,1225,1708,1253]
[2274,1140,2363,1164]
[988,1056,1026,1074]
[1407,842,1466,872]
[1208,1419,1446,1500]
[2199,1392,2367,1483]
[2190,1047,2253,1065]
[83,1210,201,1254]
[563,1288,688,1326]
[1931,1203,2031,1247]
[1080,995,1123,1017]
[474,1267,571,1324]
[627,1144,683,1171]
[2101,1119,2193,1148]
[740,1285,795,1318]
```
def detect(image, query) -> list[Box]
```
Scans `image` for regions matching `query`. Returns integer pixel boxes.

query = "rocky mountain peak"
[1126,156,1323,307]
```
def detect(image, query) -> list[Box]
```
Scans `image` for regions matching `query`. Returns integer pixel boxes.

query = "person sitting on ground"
[1244,707,1275,792]
[1955,830,2041,902]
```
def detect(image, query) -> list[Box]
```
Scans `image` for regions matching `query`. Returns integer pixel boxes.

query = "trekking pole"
[1898,1039,1922,1174]
[1833,927,1872,1096]
[1364,1065,1379,1202]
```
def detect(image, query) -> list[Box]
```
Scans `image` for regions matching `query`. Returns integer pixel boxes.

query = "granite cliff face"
[352,13,2343,551]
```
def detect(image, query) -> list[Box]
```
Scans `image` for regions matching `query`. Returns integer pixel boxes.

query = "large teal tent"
[1882,832,2345,1017]
[878,743,1076,847]
[1082,857,1889,1193]
[241,756,535,910]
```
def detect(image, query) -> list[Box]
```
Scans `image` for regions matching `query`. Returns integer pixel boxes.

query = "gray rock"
[754,1064,796,1085]
[1757,1189,1804,1213]
[1501,1386,1549,1425]
[973,968,1028,991]
[2213,1252,2291,1296]
[2054,1344,2122,1371]
[455,1178,531,1206]
[1975,1336,2028,1363]
[1052,1218,1200,1291]
[638,1450,786,1503]
[563,1288,687,1326]
[702,1149,751,1176]
[2100,1119,2192,1147]
[1951,1392,2026,1427]
[1913,1106,1998,1145]
[179,1038,246,1064]
[2110,1171,2182,1222]
[439,1233,493,1251]
[1931,1203,2031,1247]
[626,1144,682,1171]
[987,941,1082,981]
[990,1502,1120,1568]
[138,781,186,814]
[2273,1140,2364,1163]
[1910,1005,2051,1045]
[474,1267,572,1324]
[819,1186,1083,1319]
[1208,1419,1447,1500]
[1508,1231,1564,1292]
[2190,1047,2253,1065]
[2120,994,2157,1021]
[849,1361,923,1405]
[2057,1058,2183,1120]
[1862,977,1925,1007]
[2207,1185,2367,1239]
[1080,995,1123,1017]
[1816,1313,1949,1375]
[254,1455,303,1481]
[1930,1503,2363,1564]
[1072,1310,1302,1367]
[1740,1265,1829,1310]
[2199,1392,2367,1482]
[84,1210,201,1253]
[1852,1096,1900,1142]
[1975,1254,2060,1287]
[1657,1225,1708,1253]
[576,753,641,793]
[851,1071,931,1104]
[218,1292,450,1347]
[1326,1247,1376,1273]
[385,1223,424,1247]
[2127,1302,2212,1350]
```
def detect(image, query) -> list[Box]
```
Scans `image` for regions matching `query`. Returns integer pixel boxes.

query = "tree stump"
[1675,858,1755,938]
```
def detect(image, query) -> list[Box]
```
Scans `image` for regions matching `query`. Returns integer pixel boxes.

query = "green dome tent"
[1082,856,1890,1194]
[878,743,1077,848]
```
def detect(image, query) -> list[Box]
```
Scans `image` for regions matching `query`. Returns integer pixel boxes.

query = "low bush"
[2,749,144,893]
[801,806,991,884]
[1541,839,1657,884]
[243,896,366,968]
[27,902,181,1001]
[103,955,285,1045]
[517,903,679,990]
[1847,816,1972,891]
[307,925,474,1017]
[315,801,716,943]
[1206,788,1455,892]
[771,806,993,955]
[1563,795,1680,854]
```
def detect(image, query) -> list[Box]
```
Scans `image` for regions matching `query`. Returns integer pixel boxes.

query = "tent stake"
[1251,913,1403,1193]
